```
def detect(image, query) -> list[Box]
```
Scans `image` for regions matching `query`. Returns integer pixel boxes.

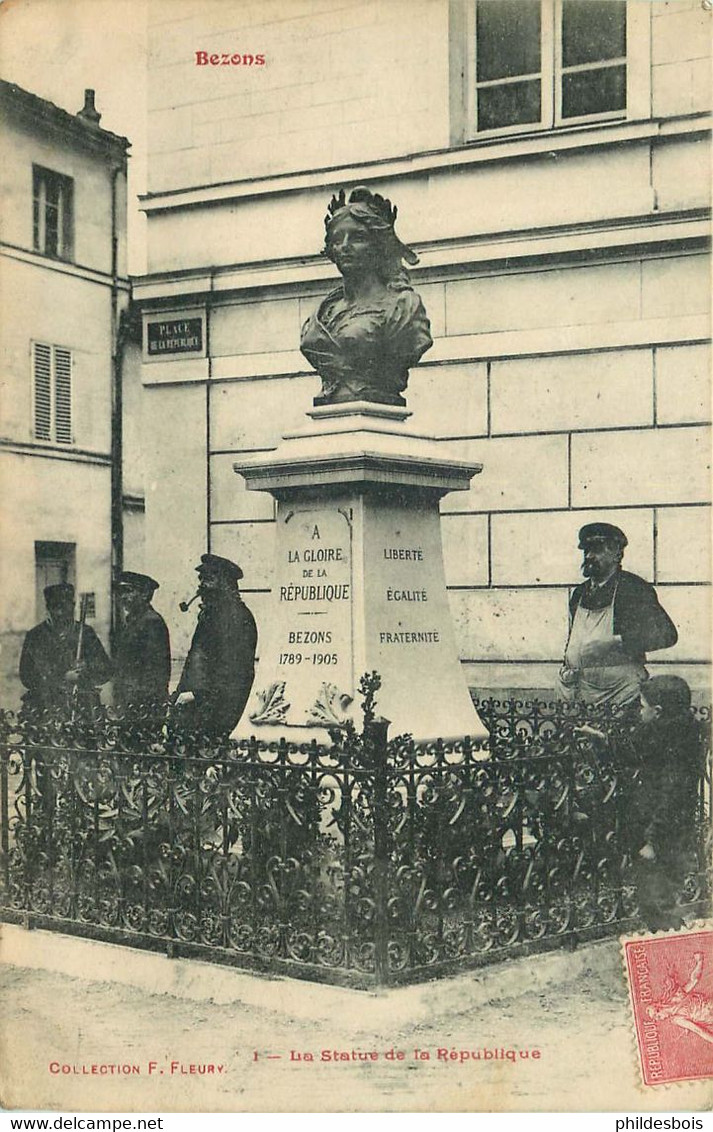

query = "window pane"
[476,0,541,82]
[478,78,541,131]
[45,176,60,208]
[60,180,73,259]
[562,1,626,68]
[45,203,59,259]
[562,64,626,118]
[33,172,44,252]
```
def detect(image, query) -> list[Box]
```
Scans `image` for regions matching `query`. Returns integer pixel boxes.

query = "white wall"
[0,95,129,704]
[147,0,450,193]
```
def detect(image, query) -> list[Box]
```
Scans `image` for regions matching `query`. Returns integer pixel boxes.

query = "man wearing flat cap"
[113,571,171,716]
[556,522,678,706]
[20,583,112,715]
[172,554,258,740]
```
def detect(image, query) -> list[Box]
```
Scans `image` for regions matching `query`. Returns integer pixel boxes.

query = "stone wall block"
[408,363,488,438]
[655,585,711,661]
[656,506,711,583]
[209,376,314,452]
[441,514,489,587]
[446,262,641,338]
[571,427,711,507]
[442,435,569,513]
[656,343,711,425]
[491,349,653,435]
[210,299,301,356]
[209,521,276,590]
[210,454,276,523]
[447,589,570,661]
[652,6,711,65]
[641,255,710,320]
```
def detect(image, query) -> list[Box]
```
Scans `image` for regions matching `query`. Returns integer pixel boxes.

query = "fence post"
[368,715,390,986]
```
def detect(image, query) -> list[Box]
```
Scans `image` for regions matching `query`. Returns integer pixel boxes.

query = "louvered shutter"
[34,343,52,440]
[54,347,72,443]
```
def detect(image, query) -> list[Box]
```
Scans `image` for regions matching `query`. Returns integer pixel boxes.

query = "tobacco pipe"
[179,592,200,613]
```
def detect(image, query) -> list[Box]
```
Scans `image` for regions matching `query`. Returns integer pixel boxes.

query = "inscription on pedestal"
[250,508,354,728]
[376,537,442,649]
[234,402,486,742]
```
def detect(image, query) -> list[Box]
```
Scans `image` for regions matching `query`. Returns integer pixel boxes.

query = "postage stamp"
[622,927,713,1087]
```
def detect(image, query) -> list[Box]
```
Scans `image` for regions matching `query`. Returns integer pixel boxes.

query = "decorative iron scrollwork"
[0,700,709,988]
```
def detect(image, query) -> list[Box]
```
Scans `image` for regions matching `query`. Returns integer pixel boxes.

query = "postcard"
[0,0,711,1114]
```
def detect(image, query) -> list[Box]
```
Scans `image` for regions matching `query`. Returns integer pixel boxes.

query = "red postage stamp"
[623,928,713,1086]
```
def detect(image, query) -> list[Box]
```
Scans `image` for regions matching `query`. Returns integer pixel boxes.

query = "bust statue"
[300,187,433,407]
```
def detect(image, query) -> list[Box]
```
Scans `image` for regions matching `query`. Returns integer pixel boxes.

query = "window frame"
[555,1,627,128]
[462,0,650,142]
[32,341,74,445]
[469,0,552,139]
[34,541,77,622]
[32,164,74,261]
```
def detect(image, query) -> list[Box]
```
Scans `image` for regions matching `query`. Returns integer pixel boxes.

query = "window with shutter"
[33,343,73,444]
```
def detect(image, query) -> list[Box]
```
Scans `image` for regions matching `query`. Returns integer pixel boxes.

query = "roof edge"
[0,79,130,157]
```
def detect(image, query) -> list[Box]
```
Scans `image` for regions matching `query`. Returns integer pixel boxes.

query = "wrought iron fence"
[0,695,710,988]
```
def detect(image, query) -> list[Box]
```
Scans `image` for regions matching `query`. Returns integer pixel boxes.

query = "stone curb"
[0,924,623,1028]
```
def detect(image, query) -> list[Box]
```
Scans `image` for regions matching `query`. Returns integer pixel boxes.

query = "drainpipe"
[78,89,124,651]
[110,162,123,652]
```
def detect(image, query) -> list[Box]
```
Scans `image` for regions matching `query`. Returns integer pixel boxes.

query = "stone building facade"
[134,0,711,700]
[0,81,130,704]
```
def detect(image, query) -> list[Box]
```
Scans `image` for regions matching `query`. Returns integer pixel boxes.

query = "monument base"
[233,403,487,745]
[313,393,408,410]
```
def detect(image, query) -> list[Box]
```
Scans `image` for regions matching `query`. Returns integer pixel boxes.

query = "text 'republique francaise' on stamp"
[622,926,713,1088]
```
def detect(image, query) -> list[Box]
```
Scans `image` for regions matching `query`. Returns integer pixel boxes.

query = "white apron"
[556,586,646,706]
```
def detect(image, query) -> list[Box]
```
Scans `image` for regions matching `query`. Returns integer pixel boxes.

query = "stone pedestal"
[232,402,486,743]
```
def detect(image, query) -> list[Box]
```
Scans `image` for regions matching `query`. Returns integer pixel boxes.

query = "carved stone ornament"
[305,682,354,727]
[300,186,432,407]
[249,681,290,725]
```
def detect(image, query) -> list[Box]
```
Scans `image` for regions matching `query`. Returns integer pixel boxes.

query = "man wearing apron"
[556,523,678,707]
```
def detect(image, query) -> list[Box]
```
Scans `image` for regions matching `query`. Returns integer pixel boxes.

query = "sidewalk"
[0,925,710,1113]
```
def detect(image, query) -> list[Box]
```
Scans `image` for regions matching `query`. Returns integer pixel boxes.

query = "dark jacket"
[20,620,112,712]
[114,606,171,711]
[176,592,257,738]
[569,569,677,664]
[624,715,703,857]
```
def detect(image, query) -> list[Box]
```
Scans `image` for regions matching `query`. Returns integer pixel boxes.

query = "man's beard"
[582,559,616,583]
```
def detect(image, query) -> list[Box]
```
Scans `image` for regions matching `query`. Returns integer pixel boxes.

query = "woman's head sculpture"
[323,186,419,281]
[300,186,432,407]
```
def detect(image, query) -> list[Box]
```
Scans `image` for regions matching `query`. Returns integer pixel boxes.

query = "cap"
[578,522,628,550]
[196,553,243,582]
[44,582,75,605]
[117,570,159,594]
